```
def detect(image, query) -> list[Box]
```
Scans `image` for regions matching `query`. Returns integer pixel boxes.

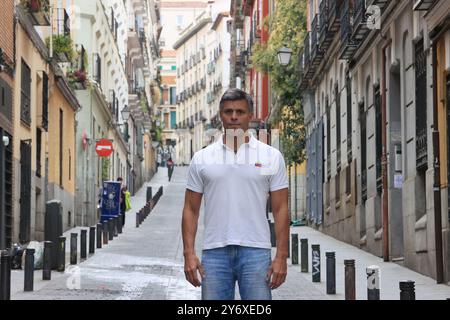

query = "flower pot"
[28,0,41,12]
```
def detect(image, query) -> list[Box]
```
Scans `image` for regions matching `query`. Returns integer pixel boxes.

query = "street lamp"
[121,105,130,121]
[277,45,292,66]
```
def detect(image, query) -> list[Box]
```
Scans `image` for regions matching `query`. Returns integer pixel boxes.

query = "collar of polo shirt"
[215,132,258,150]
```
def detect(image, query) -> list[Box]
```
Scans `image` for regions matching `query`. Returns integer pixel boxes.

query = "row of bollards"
[136,186,163,228]
[0,210,132,299]
[287,234,417,300]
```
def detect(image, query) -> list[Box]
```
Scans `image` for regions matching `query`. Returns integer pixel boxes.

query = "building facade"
[0,0,16,249]
[302,0,450,283]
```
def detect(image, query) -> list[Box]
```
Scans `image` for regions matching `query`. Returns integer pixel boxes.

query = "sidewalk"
[9,166,450,300]
[283,226,450,300]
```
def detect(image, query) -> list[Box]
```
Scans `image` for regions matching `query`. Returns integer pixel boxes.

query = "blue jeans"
[201,245,272,300]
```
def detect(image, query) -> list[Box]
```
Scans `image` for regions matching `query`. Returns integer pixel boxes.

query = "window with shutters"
[415,38,428,171]
[21,59,31,124]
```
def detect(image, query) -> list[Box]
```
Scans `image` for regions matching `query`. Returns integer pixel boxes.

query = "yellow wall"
[47,84,76,195]
[437,38,447,187]
[14,24,48,170]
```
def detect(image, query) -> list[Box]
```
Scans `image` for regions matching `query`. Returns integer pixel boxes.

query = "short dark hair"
[117,177,123,181]
[219,88,254,113]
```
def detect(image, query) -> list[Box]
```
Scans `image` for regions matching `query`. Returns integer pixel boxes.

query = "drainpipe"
[431,40,444,284]
[381,39,392,262]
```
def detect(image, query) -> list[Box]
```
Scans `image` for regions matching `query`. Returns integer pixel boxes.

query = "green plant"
[46,34,75,62]
[101,157,110,182]
[251,0,307,165]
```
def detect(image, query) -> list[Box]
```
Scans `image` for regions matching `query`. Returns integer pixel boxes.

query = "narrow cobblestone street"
[9,166,450,300]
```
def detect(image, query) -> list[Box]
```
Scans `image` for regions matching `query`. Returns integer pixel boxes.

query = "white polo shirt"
[186,133,288,250]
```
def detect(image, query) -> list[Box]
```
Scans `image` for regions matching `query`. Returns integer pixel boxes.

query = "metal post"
[70,233,77,265]
[288,230,290,259]
[96,223,102,249]
[146,186,152,203]
[291,234,298,265]
[57,236,66,272]
[118,215,123,234]
[344,259,356,300]
[399,281,415,300]
[113,217,118,237]
[102,221,109,245]
[136,211,140,228]
[301,238,308,273]
[89,226,95,254]
[43,241,52,280]
[269,219,276,247]
[326,252,336,294]
[312,244,320,282]
[0,251,11,300]
[80,229,87,260]
[108,219,114,240]
[367,265,380,300]
[24,248,35,292]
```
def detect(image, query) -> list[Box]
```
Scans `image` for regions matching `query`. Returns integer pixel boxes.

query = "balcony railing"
[361,169,367,202]
[413,0,437,11]
[339,0,358,60]
[55,8,70,36]
[303,32,310,73]
[416,127,428,170]
[27,0,51,26]
[347,133,352,162]
[310,15,322,63]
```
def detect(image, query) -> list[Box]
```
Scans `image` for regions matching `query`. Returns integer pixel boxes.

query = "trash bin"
[100,181,121,223]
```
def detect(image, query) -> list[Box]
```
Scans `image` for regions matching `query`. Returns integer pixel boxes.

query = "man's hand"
[184,253,205,287]
[266,256,287,289]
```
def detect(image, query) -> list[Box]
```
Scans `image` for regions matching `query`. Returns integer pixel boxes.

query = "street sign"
[95,139,113,157]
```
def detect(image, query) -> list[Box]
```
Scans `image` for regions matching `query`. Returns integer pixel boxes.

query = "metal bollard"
[146,186,152,203]
[102,221,109,245]
[43,241,52,280]
[89,226,96,254]
[367,265,380,300]
[108,219,114,240]
[118,215,123,234]
[326,252,336,294]
[80,229,87,260]
[97,223,102,249]
[114,217,119,237]
[312,244,321,282]
[57,237,66,272]
[0,251,11,300]
[136,211,140,228]
[291,234,299,265]
[300,238,308,273]
[268,219,276,247]
[70,233,77,265]
[344,259,356,300]
[399,281,415,300]
[24,248,35,292]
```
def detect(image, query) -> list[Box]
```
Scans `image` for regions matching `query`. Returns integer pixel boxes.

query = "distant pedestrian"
[117,177,126,226]
[167,157,174,181]
[181,88,289,300]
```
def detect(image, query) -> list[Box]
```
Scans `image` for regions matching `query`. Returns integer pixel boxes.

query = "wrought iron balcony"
[347,133,352,162]
[339,0,358,60]
[416,127,428,170]
[337,148,341,172]
[351,0,370,42]
[413,0,437,11]
[55,8,70,36]
[310,15,323,65]
[27,0,51,26]
[319,0,341,52]
[361,169,367,202]
[303,32,311,74]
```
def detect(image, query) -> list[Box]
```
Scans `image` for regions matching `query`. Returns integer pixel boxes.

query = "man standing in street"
[181,88,289,300]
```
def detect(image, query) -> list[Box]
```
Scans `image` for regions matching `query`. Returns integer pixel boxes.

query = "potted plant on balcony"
[46,34,75,63]
[67,68,87,90]
[27,0,42,12]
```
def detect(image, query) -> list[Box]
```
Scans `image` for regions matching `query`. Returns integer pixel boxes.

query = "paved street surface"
[10,166,450,300]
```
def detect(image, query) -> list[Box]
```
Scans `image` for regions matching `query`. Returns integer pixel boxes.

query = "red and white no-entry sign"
[95,139,113,157]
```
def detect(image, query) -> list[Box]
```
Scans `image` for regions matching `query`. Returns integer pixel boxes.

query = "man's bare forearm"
[273,207,290,259]
[182,208,199,257]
